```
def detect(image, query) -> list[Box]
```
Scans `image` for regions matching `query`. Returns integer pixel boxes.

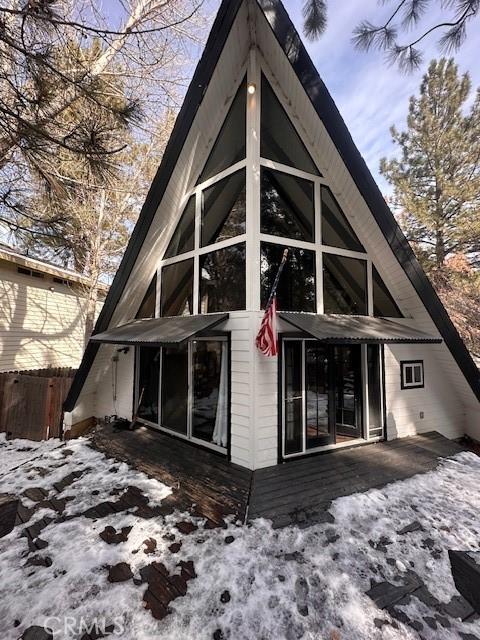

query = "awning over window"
[279,313,442,344]
[90,313,229,346]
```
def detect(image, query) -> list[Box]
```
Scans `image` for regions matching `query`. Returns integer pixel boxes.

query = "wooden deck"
[249,432,467,528]
[92,426,467,529]
[92,424,252,527]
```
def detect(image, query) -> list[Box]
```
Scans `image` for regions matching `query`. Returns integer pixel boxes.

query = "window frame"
[400,360,425,390]
[156,59,386,318]
[134,336,230,456]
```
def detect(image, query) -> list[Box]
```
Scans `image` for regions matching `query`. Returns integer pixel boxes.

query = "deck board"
[91,426,466,529]
[248,432,467,525]
[92,424,252,525]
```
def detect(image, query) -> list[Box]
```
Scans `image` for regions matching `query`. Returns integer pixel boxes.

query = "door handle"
[286,395,302,401]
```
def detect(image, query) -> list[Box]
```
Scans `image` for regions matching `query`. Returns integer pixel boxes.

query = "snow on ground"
[0,436,479,640]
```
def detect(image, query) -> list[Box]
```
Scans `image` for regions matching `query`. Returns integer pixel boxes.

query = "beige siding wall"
[0,262,103,372]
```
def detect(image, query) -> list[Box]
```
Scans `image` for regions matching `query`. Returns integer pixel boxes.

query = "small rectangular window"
[401,360,424,389]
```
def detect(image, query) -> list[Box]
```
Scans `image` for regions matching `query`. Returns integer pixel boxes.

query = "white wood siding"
[0,261,103,372]
[384,344,465,440]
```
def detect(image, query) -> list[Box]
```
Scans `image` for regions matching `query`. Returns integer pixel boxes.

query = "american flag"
[256,248,288,357]
[256,296,278,356]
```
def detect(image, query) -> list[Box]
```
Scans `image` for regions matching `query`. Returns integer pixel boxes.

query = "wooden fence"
[0,368,76,441]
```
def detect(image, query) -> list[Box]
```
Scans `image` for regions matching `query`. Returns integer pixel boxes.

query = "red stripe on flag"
[256,297,278,356]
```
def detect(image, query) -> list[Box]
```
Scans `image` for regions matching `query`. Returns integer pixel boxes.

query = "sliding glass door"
[137,347,160,424]
[282,340,369,458]
[192,340,229,448]
[161,344,188,435]
[136,338,229,453]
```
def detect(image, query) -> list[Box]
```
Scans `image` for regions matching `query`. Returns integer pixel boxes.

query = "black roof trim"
[64,0,244,411]
[257,0,480,401]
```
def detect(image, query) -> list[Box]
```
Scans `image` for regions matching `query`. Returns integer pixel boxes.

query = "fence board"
[0,369,75,441]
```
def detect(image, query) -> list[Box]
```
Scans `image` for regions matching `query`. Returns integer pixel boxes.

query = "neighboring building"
[64,0,480,466]
[0,244,107,372]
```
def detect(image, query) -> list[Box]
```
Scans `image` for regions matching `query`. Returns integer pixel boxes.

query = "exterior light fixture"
[247,83,256,95]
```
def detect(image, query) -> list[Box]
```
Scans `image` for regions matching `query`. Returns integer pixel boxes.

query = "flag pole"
[265,248,289,310]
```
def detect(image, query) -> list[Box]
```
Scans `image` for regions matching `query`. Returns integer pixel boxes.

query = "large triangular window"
[136,275,156,319]
[261,74,320,176]
[164,195,195,259]
[197,79,246,185]
[373,266,403,318]
[321,186,364,253]
[201,169,246,246]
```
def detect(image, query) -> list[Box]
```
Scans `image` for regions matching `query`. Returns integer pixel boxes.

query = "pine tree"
[380,58,480,271]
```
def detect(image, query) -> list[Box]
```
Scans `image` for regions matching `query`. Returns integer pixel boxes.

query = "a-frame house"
[64,0,480,470]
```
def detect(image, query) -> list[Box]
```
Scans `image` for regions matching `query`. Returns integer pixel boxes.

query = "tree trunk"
[84,278,98,346]
[435,227,446,268]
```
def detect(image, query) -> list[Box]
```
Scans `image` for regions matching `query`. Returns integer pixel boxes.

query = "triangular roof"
[65,0,480,411]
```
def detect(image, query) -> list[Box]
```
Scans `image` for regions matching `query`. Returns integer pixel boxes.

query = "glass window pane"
[201,170,246,247]
[198,79,246,184]
[323,254,367,315]
[373,266,403,318]
[161,344,188,434]
[321,186,364,252]
[284,340,303,455]
[164,196,195,259]
[414,365,422,384]
[306,343,330,449]
[405,366,413,384]
[260,243,316,312]
[136,275,156,319]
[261,75,320,176]
[367,344,382,431]
[200,243,246,313]
[160,259,194,317]
[192,340,227,448]
[137,347,160,423]
[261,168,314,242]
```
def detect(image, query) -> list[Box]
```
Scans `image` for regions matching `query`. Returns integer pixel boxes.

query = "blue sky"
[203,0,480,193]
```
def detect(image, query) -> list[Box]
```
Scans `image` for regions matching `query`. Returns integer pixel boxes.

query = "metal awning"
[90,313,229,346]
[279,313,442,344]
